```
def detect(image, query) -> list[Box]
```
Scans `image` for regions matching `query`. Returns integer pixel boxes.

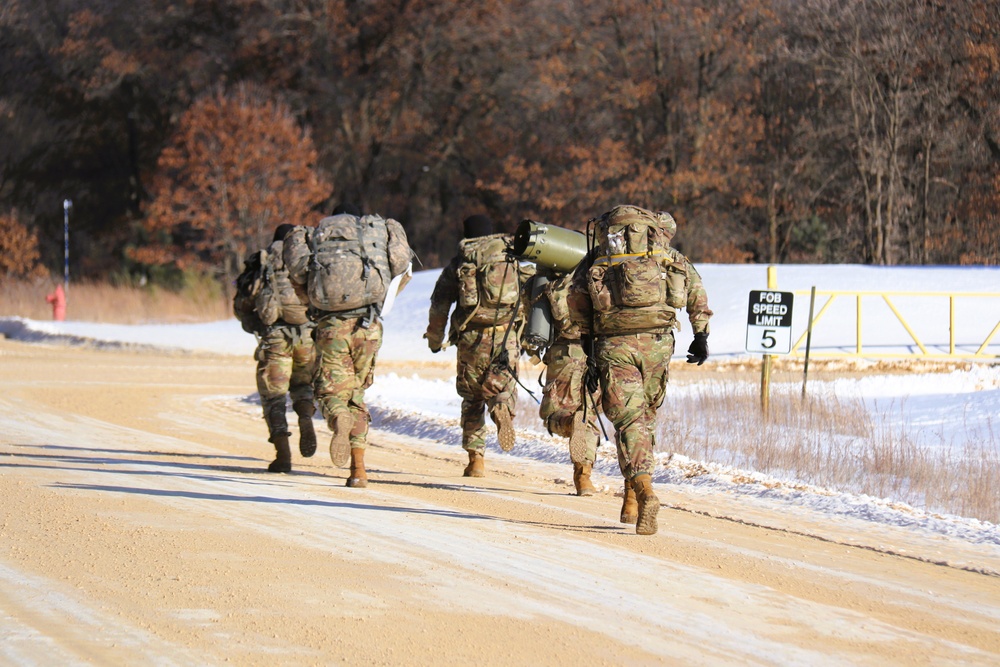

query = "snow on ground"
[3,264,1000,549]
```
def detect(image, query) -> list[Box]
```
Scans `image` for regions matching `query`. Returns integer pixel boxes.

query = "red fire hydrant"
[45,284,66,321]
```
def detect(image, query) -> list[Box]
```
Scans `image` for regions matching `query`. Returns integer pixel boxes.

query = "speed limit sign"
[746,290,794,354]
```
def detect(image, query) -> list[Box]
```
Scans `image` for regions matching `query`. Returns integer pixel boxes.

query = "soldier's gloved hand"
[686,332,709,365]
[423,332,443,354]
[584,355,600,394]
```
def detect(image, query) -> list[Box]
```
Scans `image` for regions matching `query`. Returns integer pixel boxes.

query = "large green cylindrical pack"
[511,220,588,272]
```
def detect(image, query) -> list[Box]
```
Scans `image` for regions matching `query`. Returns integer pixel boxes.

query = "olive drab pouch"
[586,204,687,335]
[457,263,480,308]
[233,249,275,335]
[253,256,281,327]
[613,255,664,308]
[282,225,313,286]
[481,362,510,399]
[262,237,310,326]
[385,218,414,277]
[664,260,689,309]
[480,260,519,308]
[586,263,614,313]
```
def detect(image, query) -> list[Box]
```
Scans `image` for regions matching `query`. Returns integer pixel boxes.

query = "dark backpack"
[232,249,279,335]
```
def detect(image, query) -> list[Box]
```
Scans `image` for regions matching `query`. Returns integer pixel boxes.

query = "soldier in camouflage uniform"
[254,224,318,473]
[526,265,602,496]
[311,313,383,484]
[569,208,712,535]
[425,215,533,477]
[284,203,414,488]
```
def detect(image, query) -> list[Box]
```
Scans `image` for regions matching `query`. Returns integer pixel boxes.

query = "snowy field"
[3,263,1000,548]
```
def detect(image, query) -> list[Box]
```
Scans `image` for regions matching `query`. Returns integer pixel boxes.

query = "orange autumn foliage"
[133,83,330,282]
[0,211,49,281]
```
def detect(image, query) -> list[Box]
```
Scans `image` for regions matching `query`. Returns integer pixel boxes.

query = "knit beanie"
[463,215,494,239]
[273,223,295,242]
[332,202,361,216]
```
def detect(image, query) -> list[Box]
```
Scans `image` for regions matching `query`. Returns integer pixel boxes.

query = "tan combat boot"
[620,479,638,524]
[328,413,353,467]
[293,399,317,458]
[267,434,292,473]
[573,462,597,497]
[463,449,485,477]
[632,474,660,536]
[346,448,368,488]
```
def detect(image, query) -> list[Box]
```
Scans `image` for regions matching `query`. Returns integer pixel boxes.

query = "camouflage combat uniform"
[311,313,382,450]
[256,325,316,437]
[573,245,712,479]
[426,233,532,455]
[533,266,601,467]
[255,237,317,442]
[282,215,412,455]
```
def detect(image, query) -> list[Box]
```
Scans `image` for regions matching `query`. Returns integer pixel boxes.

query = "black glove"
[584,355,600,394]
[423,332,442,353]
[686,332,709,365]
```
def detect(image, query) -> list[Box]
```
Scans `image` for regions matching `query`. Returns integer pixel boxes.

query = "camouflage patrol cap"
[656,211,677,241]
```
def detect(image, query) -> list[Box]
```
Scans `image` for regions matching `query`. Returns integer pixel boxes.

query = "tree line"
[1,0,997,287]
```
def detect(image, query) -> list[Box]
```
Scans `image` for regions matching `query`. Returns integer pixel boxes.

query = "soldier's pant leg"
[256,328,294,439]
[460,397,488,450]
[456,330,490,451]
[540,342,600,464]
[456,326,521,450]
[314,317,383,450]
[642,333,673,415]
[288,324,317,406]
[597,333,673,479]
[484,327,520,418]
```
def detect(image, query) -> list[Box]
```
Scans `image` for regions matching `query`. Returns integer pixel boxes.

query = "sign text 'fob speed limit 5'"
[746,290,794,354]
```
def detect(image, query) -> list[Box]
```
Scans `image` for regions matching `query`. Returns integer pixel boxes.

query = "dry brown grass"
[655,381,1000,524]
[0,279,230,324]
[514,362,999,524]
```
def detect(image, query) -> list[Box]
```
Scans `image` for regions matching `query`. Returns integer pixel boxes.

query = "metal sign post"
[63,199,72,292]
[801,286,817,399]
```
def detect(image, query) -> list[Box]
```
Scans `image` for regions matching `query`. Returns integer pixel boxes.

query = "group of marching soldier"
[237,203,712,536]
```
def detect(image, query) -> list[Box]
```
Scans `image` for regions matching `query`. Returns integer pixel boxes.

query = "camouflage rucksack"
[233,249,280,335]
[455,234,522,328]
[294,213,412,313]
[585,204,688,335]
[260,238,310,326]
